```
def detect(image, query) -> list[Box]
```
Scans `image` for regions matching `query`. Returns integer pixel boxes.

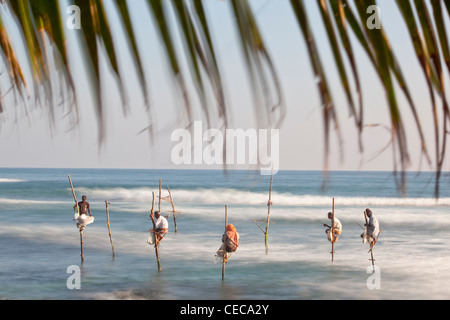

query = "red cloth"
[226,224,239,247]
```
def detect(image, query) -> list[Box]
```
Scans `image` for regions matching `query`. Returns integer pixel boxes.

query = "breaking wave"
[0,178,25,183]
[0,198,65,205]
[76,187,450,207]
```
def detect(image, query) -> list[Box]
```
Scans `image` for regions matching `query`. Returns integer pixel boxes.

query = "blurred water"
[1,168,450,299]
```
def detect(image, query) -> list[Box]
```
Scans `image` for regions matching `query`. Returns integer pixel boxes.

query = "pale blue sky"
[0,0,448,172]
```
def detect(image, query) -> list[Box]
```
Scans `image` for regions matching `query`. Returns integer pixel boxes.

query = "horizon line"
[0,166,449,174]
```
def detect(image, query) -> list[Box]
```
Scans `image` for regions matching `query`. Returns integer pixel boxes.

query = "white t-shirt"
[155,215,168,230]
[368,214,379,237]
[333,217,342,233]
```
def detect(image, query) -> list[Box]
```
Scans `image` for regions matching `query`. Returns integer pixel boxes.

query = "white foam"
[0,198,65,205]
[0,178,25,183]
[75,187,450,207]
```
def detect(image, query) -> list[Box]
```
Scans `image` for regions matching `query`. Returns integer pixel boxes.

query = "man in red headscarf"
[217,224,240,263]
[223,224,239,252]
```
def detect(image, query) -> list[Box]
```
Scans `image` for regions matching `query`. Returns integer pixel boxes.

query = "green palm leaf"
[191,0,227,125]
[0,0,450,197]
[329,0,364,142]
[95,0,128,114]
[0,14,28,105]
[396,0,449,197]
[231,0,285,129]
[73,0,103,141]
[172,0,210,127]
[9,0,52,109]
[318,0,357,126]
[114,0,150,110]
[291,0,343,171]
[147,0,192,125]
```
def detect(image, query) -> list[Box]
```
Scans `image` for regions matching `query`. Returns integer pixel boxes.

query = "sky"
[0,0,449,172]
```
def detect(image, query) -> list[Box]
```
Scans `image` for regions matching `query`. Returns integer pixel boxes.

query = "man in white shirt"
[150,211,168,245]
[323,212,342,243]
[367,208,379,237]
[362,208,380,248]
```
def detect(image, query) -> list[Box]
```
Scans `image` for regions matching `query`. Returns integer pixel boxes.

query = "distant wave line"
[0,198,66,205]
[0,178,26,183]
[75,187,450,207]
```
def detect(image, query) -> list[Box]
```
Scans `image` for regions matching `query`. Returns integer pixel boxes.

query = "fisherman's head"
[365,208,372,217]
[226,224,236,233]
[82,195,87,201]
[154,211,160,218]
[327,212,333,219]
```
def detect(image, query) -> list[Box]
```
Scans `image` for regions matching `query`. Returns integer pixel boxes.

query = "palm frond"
[397,0,450,197]
[147,0,193,127]
[0,0,449,197]
[329,0,364,148]
[191,0,228,128]
[318,0,357,127]
[114,0,149,110]
[291,0,343,173]
[231,0,285,129]
[0,14,28,105]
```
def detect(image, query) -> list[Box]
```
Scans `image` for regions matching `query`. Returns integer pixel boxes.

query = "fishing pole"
[341,211,365,230]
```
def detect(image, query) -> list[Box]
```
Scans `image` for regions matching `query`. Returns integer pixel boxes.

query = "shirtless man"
[75,195,92,217]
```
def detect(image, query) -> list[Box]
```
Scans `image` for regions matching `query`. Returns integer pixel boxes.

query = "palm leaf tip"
[0,0,449,198]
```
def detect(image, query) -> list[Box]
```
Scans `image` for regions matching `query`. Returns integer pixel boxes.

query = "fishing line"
[340,210,365,230]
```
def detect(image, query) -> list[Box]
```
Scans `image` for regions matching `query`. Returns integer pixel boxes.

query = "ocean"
[1,167,450,300]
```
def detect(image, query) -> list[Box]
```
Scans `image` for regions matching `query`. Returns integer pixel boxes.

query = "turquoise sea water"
[1,168,450,300]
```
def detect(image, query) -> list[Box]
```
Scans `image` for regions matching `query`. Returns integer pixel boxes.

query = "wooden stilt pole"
[68,175,83,263]
[150,192,161,272]
[222,204,228,281]
[331,198,335,263]
[264,170,274,254]
[68,175,79,216]
[252,168,274,254]
[368,230,382,269]
[80,227,84,264]
[363,210,375,267]
[105,201,115,258]
[167,186,178,233]
[158,179,162,213]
